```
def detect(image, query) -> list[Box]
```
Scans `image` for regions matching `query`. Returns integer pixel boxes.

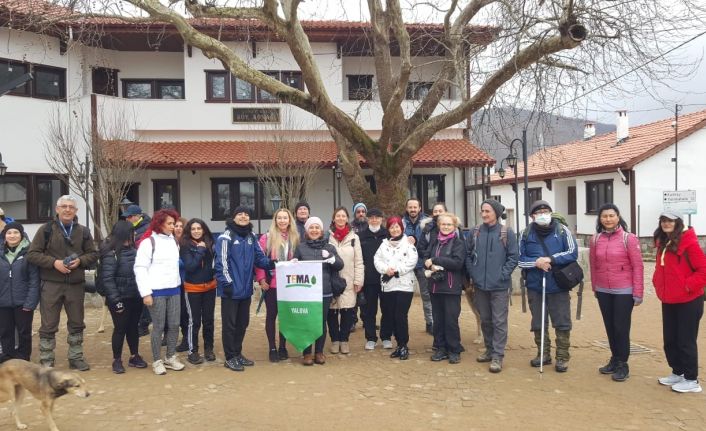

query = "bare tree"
[44,104,145,237]
[27,0,706,214]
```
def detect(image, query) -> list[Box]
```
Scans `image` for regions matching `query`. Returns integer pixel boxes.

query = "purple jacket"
[589,227,644,299]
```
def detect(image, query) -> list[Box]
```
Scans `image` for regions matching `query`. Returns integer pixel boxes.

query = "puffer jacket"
[180,241,215,285]
[0,239,40,309]
[653,227,706,304]
[134,232,181,297]
[215,228,271,300]
[518,221,578,294]
[427,233,466,295]
[373,235,418,293]
[589,227,644,299]
[358,226,387,286]
[101,245,139,307]
[293,238,344,297]
[329,229,364,309]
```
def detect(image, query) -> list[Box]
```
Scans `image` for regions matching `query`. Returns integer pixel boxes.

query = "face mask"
[534,213,552,226]
[369,225,381,233]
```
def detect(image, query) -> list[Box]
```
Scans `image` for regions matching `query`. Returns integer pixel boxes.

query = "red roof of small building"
[491,109,706,184]
[107,139,494,170]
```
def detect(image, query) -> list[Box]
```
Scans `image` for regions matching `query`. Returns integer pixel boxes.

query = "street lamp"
[270,194,283,213]
[506,130,528,233]
[0,152,7,176]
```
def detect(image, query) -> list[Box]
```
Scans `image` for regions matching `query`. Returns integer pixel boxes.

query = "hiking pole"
[576,281,584,320]
[540,272,547,375]
[521,276,527,313]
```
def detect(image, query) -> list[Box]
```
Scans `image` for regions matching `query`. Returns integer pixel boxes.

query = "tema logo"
[285,274,316,288]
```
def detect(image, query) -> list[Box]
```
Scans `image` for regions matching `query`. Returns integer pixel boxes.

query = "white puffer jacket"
[134,233,181,298]
[374,235,418,293]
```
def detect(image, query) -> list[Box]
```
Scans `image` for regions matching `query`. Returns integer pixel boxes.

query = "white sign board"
[663,190,697,215]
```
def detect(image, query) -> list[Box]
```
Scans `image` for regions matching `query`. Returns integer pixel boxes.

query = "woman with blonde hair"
[255,208,300,362]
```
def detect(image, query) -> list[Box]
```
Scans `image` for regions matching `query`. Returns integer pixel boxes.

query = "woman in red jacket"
[590,204,644,382]
[652,210,706,393]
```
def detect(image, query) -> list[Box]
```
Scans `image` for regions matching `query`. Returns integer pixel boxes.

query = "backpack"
[94,249,119,297]
[521,212,569,242]
[473,223,508,249]
[591,230,630,251]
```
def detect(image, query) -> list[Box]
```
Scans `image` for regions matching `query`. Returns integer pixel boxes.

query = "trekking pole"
[521,276,527,313]
[540,272,547,375]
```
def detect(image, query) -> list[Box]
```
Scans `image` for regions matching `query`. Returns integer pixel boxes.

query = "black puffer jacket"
[427,234,466,295]
[100,245,139,307]
[293,238,344,297]
[358,226,387,286]
[0,241,40,309]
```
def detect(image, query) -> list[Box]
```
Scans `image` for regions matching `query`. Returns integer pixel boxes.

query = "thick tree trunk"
[345,160,411,217]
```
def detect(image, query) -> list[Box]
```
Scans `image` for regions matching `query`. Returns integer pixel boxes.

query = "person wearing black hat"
[293,201,311,240]
[465,199,518,373]
[518,200,578,372]
[358,208,388,349]
[215,206,274,372]
[0,222,40,362]
[122,205,152,241]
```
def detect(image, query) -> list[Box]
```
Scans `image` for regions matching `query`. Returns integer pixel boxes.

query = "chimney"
[616,110,629,143]
[583,122,596,140]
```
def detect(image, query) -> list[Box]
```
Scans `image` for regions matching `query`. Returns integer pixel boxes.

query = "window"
[410,175,445,215]
[280,71,303,90]
[205,70,303,103]
[210,178,281,221]
[0,174,68,223]
[586,180,613,214]
[490,195,501,203]
[0,58,65,100]
[527,188,542,207]
[348,75,373,100]
[406,82,433,100]
[123,79,185,99]
[568,186,576,215]
[206,71,230,102]
[92,67,119,97]
[153,179,180,212]
[258,71,281,103]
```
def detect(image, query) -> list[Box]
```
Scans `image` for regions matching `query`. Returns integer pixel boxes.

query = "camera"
[63,253,79,267]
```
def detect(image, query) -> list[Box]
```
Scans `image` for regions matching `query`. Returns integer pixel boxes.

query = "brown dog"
[0,359,90,431]
[463,280,484,344]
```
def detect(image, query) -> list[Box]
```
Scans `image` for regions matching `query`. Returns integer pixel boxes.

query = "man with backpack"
[518,200,578,372]
[465,199,518,373]
[27,195,98,370]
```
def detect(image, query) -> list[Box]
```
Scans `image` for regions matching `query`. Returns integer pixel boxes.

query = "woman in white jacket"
[134,209,185,375]
[374,216,418,360]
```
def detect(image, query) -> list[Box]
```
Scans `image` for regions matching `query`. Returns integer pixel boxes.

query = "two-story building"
[0,0,495,236]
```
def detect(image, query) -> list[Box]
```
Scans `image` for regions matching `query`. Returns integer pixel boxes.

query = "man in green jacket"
[27,195,98,370]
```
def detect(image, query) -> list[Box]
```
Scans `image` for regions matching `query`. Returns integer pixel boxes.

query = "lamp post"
[270,194,283,214]
[77,154,97,231]
[335,156,343,207]
[0,152,7,176]
[507,130,529,230]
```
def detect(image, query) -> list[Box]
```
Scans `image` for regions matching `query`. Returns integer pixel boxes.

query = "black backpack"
[94,249,119,297]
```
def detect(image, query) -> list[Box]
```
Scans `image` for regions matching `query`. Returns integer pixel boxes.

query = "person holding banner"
[327,207,364,355]
[293,217,344,365]
[374,216,418,360]
[215,206,273,372]
[256,208,299,362]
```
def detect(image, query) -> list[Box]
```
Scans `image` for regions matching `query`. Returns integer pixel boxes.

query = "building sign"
[663,190,697,215]
[232,107,280,123]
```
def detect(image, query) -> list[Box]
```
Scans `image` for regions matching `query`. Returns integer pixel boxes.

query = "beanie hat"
[352,202,367,214]
[294,201,311,213]
[529,200,553,215]
[367,208,383,218]
[2,221,24,237]
[304,216,323,231]
[482,199,506,220]
[386,216,404,231]
[233,206,253,218]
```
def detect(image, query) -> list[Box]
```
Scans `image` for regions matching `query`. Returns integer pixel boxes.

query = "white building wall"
[634,128,706,237]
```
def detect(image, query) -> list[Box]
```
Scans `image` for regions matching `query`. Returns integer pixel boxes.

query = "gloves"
[381,274,392,283]
[321,249,330,258]
[323,256,336,265]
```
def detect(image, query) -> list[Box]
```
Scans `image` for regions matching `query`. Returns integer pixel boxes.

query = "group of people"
[0,194,704,393]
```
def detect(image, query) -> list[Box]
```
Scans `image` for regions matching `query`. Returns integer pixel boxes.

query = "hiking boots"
[599,357,618,374]
[555,359,569,372]
[531,331,551,367]
[476,350,492,363]
[302,354,314,366]
[237,355,254,366]
[128,354,148,368]
[448,352,461,364]
[431,350,449,362]
[112,359,125,374]
[330,341,340,354]
[69,358,90,372]
[390,346,402,358]
[530,355,552,367]
[340,342,350,354]
[204,349,216,362]
[314,353,326,365]
[224,358,244,371]
[398,346,409,361]
[489,358,503,373]
[612,361,629,382]
[188,352,204,365]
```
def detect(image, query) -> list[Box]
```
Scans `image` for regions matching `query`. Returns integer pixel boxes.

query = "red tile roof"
[107,139,494,170]
[491,109,706,184]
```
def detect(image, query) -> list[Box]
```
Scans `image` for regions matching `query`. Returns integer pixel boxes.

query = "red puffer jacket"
[652,228,706,304]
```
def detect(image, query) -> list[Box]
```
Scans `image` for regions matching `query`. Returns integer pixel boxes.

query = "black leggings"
[109,297,143,359]
[304,296,332,355]
[327,307,354,342]
[264,288,287,350]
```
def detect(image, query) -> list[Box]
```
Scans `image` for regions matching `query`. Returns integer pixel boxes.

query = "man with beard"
[352,203,368,233]
[402,198,433,335]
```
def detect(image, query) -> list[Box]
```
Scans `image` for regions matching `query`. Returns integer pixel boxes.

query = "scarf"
[534,220,555,237]
[226,220,253,238]
[4,238,29,264]
[306,238,328,249]
[437,230,456,246]
[332,224,350,243]
[388,233,404,247]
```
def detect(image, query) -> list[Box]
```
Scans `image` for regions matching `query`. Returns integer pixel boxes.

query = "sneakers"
[237,355,254,366]
[176,339,189,352]
[153,359,167,375]
[390,346,402,358]
[448,352,461,364]
[164,355,185,371]
[365,340,377,350]
[611,362,629,382]
[398,346,409,361]
[425,323,433,335]
[599,357,618,374]
[382,340,393,349]
[431,350,449,362]
[188,352,204,365]
[340,342,350,354]
[476,350,492,363]
[314,353,326,365]
[69,358,90,371]
[112,359,125,374]
[204,349,216,362]
[659,373,686,386]
[302,354,314,366]
[128,354,148,368]
[530,355,552,368]
[672,379,702,393]
[489,358,502,373]
[278,347,289,360]
[330,341,340,354]
[555,359,569,373]
[224,358,244,371]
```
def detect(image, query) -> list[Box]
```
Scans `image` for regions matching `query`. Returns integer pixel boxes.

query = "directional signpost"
[663,190,697,225]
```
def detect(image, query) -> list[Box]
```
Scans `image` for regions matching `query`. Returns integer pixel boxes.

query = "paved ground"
[2,268,705,430]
